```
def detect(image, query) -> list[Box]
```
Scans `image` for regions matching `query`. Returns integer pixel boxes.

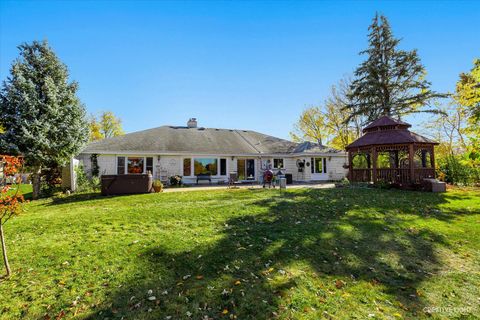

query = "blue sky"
[1,0,479,140]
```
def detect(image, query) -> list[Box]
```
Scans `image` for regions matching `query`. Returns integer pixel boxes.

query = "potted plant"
[152,179,163,193]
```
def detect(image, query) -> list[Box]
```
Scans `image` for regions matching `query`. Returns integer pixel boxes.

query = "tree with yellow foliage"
[456,59,480,123]
[290,107,330,146]
[455,59,480,154]
[290,78,363,150]
[89,111,125,141]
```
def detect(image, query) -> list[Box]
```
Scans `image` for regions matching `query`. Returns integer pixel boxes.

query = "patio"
[163,181,336,192]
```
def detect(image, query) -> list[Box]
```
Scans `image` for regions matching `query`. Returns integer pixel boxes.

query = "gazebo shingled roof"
[346,116,438,186]
[346,116,437,150]
[363,115,410,131]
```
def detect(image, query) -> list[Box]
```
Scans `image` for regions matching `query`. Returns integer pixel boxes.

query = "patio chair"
[228,172,239,188]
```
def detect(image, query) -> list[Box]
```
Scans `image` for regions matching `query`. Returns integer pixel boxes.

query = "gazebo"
[346,116,438,186]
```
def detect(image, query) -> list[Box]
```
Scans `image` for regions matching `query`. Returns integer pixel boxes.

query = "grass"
[5,183,33,200]
[0,186,479,319]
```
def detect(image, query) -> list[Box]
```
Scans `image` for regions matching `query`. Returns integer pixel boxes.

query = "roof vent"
[187,118,197,128]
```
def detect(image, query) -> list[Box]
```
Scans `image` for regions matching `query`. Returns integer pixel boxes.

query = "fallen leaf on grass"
[335,279,345,289]
[55,310,65,320]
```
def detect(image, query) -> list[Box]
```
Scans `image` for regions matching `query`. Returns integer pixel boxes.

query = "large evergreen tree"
[345,14,446,123]
[0,40,89,199]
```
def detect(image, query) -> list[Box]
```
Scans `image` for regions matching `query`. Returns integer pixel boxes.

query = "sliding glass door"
[237,159,246,180]
[237,159,255,180]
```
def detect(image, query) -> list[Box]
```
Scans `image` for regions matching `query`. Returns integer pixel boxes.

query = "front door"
[311,157,328,180]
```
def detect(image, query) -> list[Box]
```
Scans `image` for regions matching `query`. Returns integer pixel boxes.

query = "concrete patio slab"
[162,182,336,193]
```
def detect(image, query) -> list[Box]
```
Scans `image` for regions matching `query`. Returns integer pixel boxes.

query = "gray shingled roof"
[81,126,342,155]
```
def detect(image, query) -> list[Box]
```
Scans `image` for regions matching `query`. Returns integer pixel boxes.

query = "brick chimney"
[187,118,198,128]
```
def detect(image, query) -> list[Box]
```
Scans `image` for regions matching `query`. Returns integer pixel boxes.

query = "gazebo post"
[372,147,377,183]
[348,151,353,181]
[409,144,415,183]
[430,147,436,178]
[421,150,427,168]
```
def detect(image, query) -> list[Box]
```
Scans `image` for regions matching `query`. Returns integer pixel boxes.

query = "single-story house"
[77,118,347,184]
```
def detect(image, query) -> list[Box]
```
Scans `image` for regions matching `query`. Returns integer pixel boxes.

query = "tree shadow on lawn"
[86,188,476,319]
[45,192,146,206]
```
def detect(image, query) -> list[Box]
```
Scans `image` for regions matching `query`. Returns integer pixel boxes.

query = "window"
[146,157,153,174]
[273,158,284,169]
[127,157,144,174]
[311,157,326,174]
[220,158,227,176]
[183,158,192,176]
[117,157,125,174]
[314,158,323,173]
[194,158,218,175]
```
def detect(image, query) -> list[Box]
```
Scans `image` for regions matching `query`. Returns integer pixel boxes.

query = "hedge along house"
[77,118,348,184]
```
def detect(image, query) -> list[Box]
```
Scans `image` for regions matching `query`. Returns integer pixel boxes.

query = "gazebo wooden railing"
[352,168,435,184]
[346,116,438,186]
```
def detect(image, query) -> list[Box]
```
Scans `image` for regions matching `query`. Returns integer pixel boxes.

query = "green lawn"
[0,186,479,319]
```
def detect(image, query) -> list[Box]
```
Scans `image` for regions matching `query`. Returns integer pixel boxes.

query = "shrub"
[340,177,350,186]
[75,164,91,192]
[437,154,480,186]
[373,180,392,189]
[39,166,63,197]
[90,176,101,192]
[40,180,62,198]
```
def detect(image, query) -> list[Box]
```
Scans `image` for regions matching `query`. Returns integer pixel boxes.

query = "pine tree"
[0,40,89,199]
[345,14,446,123]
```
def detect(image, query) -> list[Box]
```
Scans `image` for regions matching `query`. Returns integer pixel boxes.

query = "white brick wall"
[79,154,117,177]
[97,155,116,176]
[159,156,183,178]
[77,153,347,182]
[77,154,92,177]
[327,156,348,181]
